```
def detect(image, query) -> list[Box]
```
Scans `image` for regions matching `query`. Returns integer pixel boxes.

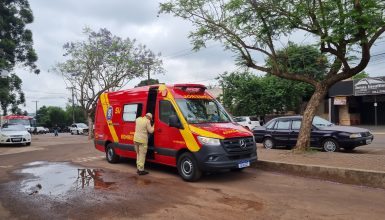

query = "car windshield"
[77,123,88,128]
[8,119,30,126]
[312,116,333,127]
[176,99,232,124]
[234,117,246,122]
[1,124,26,131]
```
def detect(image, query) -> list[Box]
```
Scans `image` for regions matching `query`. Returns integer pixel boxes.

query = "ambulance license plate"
[238,160,250,168]
[366,139,372,144]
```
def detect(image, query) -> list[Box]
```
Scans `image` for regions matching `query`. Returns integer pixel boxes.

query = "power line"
[163,44,221,59]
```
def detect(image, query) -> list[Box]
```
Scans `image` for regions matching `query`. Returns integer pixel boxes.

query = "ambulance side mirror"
[169,115,183,129]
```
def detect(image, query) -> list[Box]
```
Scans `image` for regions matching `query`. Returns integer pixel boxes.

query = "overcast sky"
[16,0,385,113]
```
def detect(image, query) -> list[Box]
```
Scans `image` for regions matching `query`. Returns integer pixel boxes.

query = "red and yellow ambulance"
[94,84,257,181]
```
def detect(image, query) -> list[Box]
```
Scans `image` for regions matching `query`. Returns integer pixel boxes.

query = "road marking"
[0,165,13,169]
[72,155,105,163]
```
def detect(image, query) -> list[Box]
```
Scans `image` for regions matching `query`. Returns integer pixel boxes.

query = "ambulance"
[94,84,257,181]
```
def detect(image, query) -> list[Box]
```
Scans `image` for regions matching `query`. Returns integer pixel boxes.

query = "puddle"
[18,161,116,196]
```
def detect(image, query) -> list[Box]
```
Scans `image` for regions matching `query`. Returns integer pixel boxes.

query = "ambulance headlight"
[197,136,221,146]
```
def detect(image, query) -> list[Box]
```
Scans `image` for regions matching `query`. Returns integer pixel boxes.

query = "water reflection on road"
[19,161,116,197]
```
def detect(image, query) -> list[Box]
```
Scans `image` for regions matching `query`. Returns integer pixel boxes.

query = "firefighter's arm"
[147,120,154,134]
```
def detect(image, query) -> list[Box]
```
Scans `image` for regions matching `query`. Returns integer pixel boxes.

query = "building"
[326,76,385,125]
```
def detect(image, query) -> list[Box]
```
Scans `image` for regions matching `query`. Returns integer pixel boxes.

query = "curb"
[254,160,385,189]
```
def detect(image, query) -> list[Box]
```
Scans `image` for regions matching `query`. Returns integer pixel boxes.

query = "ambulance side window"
[123,104,142,122]
[159,100,177,124]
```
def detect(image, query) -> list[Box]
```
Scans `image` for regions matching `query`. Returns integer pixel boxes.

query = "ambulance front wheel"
[106,144,119,163]
[177,152,202,182]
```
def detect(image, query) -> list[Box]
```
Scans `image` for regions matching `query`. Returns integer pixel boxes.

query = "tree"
[64,105,86,125]
[351,71,369,80]
[219,71,314,116]
[0,0,39,116]
[160,0,385,151]
[0,73,25,115]
[0,0,39,73]
[56,28,163,138]
[136,78,160,87]
[36,106,68,127]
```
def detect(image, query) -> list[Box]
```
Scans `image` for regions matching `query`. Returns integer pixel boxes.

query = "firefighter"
[133,113,154,175]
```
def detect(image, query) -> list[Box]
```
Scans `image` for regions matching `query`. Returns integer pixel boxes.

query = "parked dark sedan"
[252,116,374,152]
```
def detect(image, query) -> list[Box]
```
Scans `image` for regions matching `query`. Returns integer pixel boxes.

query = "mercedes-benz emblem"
[239,139,247,149]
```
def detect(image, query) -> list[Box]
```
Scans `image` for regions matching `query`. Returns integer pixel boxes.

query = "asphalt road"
[1,134,385,220]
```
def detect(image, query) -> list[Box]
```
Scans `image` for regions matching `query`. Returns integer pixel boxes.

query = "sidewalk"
[255,143,385,189]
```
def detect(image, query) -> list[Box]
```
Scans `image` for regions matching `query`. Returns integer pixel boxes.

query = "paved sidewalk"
[257,144,385,172]
[255,135,385,188]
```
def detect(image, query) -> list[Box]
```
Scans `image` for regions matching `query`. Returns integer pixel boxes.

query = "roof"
[3,115,33,120]
[272,115,302,120]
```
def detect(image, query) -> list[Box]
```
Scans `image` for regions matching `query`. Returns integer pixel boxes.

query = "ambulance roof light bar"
[174,84,207,92]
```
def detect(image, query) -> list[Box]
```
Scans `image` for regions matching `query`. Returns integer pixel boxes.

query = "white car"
[70,123,89,135]
[0,124,31,146]
[233,116,261,130]
[31,126,47,134]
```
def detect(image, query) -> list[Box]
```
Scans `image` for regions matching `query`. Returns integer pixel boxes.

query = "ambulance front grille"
[220,137,255,154]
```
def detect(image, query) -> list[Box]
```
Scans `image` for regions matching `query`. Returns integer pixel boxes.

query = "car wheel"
[177,152,202,182]
[322,138,340,152]
[263,137,275,149]
[26,142,31,146]
[77,130,80,135]
[344,146,356,152]
[106,144,119,163]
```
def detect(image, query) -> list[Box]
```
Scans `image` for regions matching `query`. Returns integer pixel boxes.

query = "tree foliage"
[219,71,314,116]
[160,0,385,150]
[0,0,39,73]
[56,28,163,137]
[36,105,86,127]
[351,71,369,80]
[0,74,25,116]
[136,78,160,87]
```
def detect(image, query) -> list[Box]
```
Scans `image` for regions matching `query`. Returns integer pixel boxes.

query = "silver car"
[0,124,32,146]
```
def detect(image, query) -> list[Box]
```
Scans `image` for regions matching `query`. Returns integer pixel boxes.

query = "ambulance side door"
[154,100,185,158]
[119,103,143,152]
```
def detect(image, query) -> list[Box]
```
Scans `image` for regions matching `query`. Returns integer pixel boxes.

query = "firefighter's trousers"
[134,142,148,171]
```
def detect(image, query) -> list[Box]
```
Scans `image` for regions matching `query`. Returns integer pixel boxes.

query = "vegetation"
[160,0,385,151]
[0,0,39,115]
[136,78,160,87]
[36,105,86,128]
[219,72,314,116]
[56,28,163,138]
[351,71,369,80]
[0,74,25,115]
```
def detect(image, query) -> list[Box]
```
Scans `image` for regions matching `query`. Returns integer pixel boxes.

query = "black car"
[252,116,374,152]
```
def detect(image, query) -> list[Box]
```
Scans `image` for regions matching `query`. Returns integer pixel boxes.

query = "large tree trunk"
[294,86,328,151]
[87,113,94,140]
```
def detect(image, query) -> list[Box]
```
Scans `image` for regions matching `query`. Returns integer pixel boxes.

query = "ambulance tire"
[177,152,202,182]
[106,144,119,163]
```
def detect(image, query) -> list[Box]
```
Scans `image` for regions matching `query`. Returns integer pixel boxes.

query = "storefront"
[328,77,385,125]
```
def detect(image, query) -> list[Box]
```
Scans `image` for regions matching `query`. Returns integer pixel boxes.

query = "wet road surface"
[1,134,385,219]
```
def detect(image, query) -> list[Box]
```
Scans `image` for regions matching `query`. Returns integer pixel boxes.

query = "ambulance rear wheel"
[177,152,202,182]
[106,144,119,163]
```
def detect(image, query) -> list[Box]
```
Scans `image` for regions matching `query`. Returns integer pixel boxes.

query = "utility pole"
[32,100,38,125]
[67,87,75,123]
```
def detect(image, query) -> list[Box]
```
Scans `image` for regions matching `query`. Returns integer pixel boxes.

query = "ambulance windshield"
[176,99,232,124]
